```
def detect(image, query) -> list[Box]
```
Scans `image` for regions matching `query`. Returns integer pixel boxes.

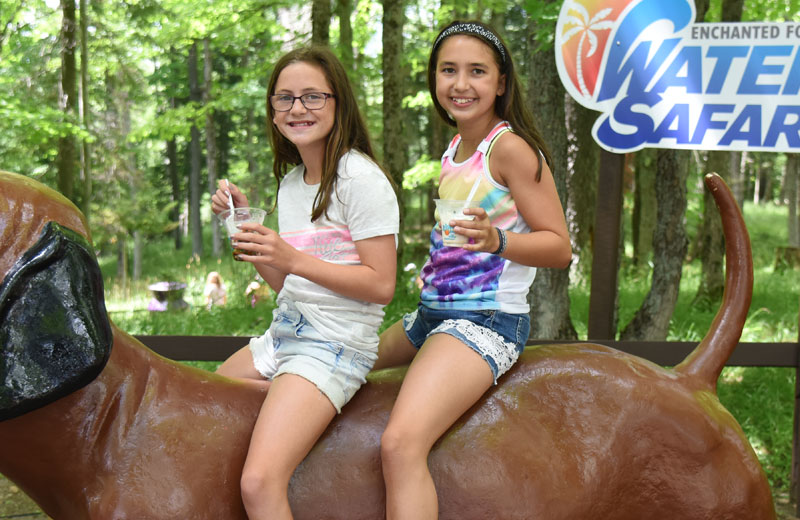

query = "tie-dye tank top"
[419,121,536,314]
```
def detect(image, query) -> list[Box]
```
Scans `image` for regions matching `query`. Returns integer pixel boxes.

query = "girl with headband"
[374,21,572,519]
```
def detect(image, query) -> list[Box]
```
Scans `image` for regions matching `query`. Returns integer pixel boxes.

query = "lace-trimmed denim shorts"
[402,303,530,382]
[249,300,376,413]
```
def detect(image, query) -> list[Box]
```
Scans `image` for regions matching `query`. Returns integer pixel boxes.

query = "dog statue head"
[0,171,112,420]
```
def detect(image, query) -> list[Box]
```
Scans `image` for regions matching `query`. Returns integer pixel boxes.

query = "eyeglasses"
[269,92,335,112]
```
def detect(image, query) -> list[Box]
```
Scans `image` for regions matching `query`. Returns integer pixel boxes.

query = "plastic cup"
[434,199,479,247]
[217,207,267,260]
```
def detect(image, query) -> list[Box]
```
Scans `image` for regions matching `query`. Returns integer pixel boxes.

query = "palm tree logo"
[560,1,615,98]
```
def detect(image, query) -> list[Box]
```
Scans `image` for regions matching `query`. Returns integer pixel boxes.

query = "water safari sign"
[555,0,800,153]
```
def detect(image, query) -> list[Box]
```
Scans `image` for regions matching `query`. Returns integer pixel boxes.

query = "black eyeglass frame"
[269,92,336,112]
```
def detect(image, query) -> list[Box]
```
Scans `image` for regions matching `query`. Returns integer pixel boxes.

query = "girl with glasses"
[210,46,399,520]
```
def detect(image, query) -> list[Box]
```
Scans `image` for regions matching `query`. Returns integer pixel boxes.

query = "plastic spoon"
[225,179,236,212]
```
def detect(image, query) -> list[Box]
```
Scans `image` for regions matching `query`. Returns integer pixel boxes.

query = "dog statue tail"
[674,173,753,390]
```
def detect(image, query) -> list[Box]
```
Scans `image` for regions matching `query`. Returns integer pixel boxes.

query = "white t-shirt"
[277,150,399,352]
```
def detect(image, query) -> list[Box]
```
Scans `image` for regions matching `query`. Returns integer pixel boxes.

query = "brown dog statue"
[0,170,776,519]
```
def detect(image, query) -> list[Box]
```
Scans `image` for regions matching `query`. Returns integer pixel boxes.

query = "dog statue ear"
[0,222,112,421]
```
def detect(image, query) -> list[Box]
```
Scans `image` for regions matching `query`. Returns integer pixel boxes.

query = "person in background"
[203,271,227,309]
[245,278,272,307]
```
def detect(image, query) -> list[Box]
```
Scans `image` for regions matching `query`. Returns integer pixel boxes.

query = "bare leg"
[380,334,493,520]
[240,373,336,520]
[372,320,419,371]
[216,345,271,391]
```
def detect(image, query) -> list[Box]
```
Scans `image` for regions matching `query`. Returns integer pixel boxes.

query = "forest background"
[1,0,800,515]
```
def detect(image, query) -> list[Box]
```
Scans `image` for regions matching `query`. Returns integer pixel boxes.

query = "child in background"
[203,271,227,309]
[374,21,572,520]
[245,278,271,307]
[210,46,398,520]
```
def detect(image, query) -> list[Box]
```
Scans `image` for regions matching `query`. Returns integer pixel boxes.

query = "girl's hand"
[211,180,250,215]
[231,223,297,273]
[453,207,499,253]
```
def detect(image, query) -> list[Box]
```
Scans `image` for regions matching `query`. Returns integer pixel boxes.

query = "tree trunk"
[753,153,772,205]
[721,0,744,21]
[116,68,142,282]
[165,48,182,250]
[565,96,599,280]
[337,0,360,108]
[311,0,331,46]
[489,9,505,30]
[693,151,726,307]
[167,129,181,250]
[242,49,261,209]
[188,41,204,258]
[691,0,743,307]
[218,110,231,198]
[527,14,576,340]
[753,153,763,204]
[620,150,689,340]
[117,237,128,290]
[632,149,656,268]
[337,0,354,75]
[133,231,143,280]
[762,155,774,204]
[730,151,746,211]
[57,0,78,202]
[204,39,221,257]
[382,0,406,261]
[694,0,709,22]
[787,154,799,248]
[79,0,91,218]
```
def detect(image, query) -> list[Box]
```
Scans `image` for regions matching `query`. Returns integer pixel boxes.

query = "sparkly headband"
[433,23,507,65]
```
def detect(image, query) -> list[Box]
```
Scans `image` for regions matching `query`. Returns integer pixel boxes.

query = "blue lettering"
[691,104,735,144]
[598,39,682,100]
[719,105,762,146]
[653,104,691,143]
[652,46,703,94]
[739,46,793,95]
[597,0,692,100]
[782,48,800,96]
[764,106,800,147]
[595,93,660,150]
[705,46,749,94]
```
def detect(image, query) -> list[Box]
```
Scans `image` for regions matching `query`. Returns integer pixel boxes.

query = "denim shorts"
[249,301,376,413]
[402,303,530,383]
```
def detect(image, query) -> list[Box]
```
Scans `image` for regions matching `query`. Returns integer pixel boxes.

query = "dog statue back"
[0,171,775,519]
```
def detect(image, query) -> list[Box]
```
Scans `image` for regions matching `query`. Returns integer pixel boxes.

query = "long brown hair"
[427,21,552,181]
[267,46,392,221]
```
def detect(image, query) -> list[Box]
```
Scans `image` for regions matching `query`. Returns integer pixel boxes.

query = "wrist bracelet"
[491,227,507,255]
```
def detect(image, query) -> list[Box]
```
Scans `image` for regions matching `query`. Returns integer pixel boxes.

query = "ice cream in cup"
[217,207,267,260]
[434,199,480,247]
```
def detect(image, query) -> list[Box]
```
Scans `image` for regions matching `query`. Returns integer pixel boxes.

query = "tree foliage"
[0,0,795,340]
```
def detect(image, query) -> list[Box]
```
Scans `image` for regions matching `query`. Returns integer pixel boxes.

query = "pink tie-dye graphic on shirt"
[281,226,359,263]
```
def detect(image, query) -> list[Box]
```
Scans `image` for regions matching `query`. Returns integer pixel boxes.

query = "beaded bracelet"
[491,227,507,255]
